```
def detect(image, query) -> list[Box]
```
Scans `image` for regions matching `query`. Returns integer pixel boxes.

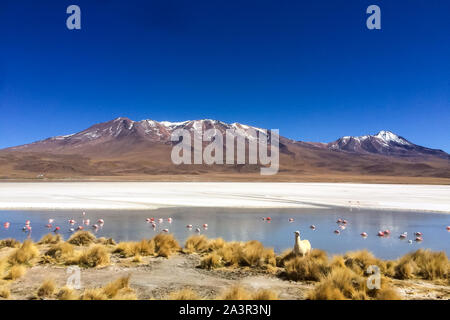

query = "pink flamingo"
[83,219,90,226]
[203,224,208,228]
[97,219,104,225]
[77,226,84,231]
[54,226,60,233]
[48,219,54,224]
[167,217,173,223]
[186,224,193,229]
[3,222,10,229]
[310,225,316,230]
[334,230,340,234]
[415,232,423,236]
[288,218,294,222]
[360,232,368,237]
[162,229,169,233]
[377,231,385,237]
[447,226,450,231]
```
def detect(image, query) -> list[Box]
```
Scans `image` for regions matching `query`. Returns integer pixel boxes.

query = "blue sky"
[0,0,449,151]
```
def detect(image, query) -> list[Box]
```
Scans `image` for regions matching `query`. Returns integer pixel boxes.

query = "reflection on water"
[0,207,449,260]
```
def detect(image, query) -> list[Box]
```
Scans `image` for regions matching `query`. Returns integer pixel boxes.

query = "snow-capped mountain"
[326,130,448,158]
[7,117,273,154]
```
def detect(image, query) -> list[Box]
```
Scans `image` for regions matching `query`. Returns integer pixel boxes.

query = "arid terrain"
[0,232,448,300]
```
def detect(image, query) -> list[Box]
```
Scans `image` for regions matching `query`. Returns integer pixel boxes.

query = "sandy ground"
[0,182,449,212]
[4,252,448,300]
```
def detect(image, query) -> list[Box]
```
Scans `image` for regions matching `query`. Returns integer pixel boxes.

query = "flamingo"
[68,219,76,225]
[186,224,193,229]
[360,232,368,237]
[92,224,99,230]
[337,219,343,223]
[339,225,346,230]
[167,217,173,223]
[69,228,75,232]
[288,218,294,222]
[151,223,156,229]
[162,229,169,233]
[447,226,450,231]
[377,231,385,237]
[3,222,10,229]
[158,218,163,223]
[54,226,60,233]
[48,219,54,224]
[399,233,407,239]
[82,211,86,217]
[83,219,90,226]
[77,226,84,231]
[266,217,271,221]
[415,237,423,242]
[334,230,340,234]
[203,224,208,228]
[195,228,201,233]
[310,225,316,230]
[384,229,391,235]
[97,219,104,225]
[25,220,31,226]
[46,224,52,229]
[408,240,413,244]
[415,232,423,236]
[146,218,151,223]
[342,220,348,225]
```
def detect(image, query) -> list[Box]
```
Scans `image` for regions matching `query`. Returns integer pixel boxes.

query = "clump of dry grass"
[5,265,26,280]
[80,288,108,300]
[216,285,278,300]
[307,268,367,300]
[56,286,78,300]
[114,239,155,258]
[218,285,252,300]
[184,235,210,254]
[72,245,110,268]
[8,240,39,265]
[81,275,137,300]
[198,239,276,270]
[252,289,279,300]
[96,237,116,246]
[38,233,62,245]
[394,249,449,280]
[67,231,96,246]
[343,250,387,276]
[37,279,56,298]
[168,288,201,300]
[375,287,402,300]
[0,239,21,249]
[0,284,10,299]
[153,233,180,258]
[43,242,75,264]
[200,252,223,270]
[284,250,330,281]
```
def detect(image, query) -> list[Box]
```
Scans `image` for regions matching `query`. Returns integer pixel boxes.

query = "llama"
[293,231,311,256]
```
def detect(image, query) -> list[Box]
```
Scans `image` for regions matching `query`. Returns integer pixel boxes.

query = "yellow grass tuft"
[43,242,75,263]
[0,239,21,249]
[0,284,10,299]
[394,249,449,280]
[38,233,62,245]
[73,245,110,268]
[8,240,39,265]
[184,235,210,254]
[102,275,131,298]
[153,233,180,258]
[200,252,223,270]
[80,288,108,300]
[67,231,96,246]
[56,286,79,300]
[168,288,201,300]
[375,287,402,300]
[37,279,56,298]
[96,237,116,246]
[114,239,155,258]
[252,289,279,300]
[5,265,27,280]
[284,249,330,281]
[307,267,368,300]
[218,285,252,300]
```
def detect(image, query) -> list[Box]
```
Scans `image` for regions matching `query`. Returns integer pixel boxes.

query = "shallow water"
[0,208,449,260]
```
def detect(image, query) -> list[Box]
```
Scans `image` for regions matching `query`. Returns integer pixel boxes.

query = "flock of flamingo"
[1,208,449,244]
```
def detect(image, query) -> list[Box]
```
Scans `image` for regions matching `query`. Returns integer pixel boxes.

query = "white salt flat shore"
[0,182,449,213]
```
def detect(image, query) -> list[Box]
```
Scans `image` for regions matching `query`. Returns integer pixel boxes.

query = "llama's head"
[294,231,300,237]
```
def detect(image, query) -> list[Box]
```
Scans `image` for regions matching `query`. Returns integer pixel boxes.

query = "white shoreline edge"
[0,182,449,213]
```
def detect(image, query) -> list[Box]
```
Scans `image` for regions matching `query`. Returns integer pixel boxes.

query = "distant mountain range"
[1,117,449,181]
